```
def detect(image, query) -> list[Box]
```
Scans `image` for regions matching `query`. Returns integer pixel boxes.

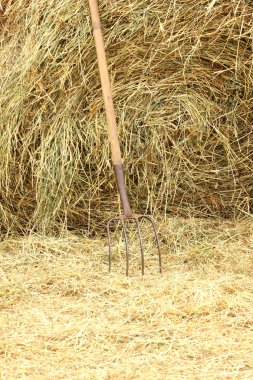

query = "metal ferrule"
[113,164,132,216]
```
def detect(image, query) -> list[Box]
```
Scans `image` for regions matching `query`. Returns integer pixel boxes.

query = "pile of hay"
[1,218,253,378]
[0,0,253,234]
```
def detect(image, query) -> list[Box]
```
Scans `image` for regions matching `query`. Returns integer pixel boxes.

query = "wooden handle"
[88,0,122,165]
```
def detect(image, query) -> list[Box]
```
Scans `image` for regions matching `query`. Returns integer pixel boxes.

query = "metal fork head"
[106,214,162,276]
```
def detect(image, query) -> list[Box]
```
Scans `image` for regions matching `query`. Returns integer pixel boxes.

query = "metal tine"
[120,219,130,276]
[107,215,161,276]
[106,218,114,273]
[107,217,122,274]
[135,219,145,275]
[107,217,130,276]
[139,216,162,273]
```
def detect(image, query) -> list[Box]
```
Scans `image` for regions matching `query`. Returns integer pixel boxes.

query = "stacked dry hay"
[0,0,252,234]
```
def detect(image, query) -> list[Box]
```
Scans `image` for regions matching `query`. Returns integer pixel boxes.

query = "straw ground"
[1,217,253,379]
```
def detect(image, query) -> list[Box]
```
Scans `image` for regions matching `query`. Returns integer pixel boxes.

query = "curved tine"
[135,220,144,276]
[139,216,162,273]
[106,219,113,273]
[107,217,120,273]
[120,219,130,276]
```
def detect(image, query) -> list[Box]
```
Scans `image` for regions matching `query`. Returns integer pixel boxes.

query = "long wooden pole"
[88,0,122,166]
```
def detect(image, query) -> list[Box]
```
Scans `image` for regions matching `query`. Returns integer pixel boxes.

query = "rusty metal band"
[113,164,132,216]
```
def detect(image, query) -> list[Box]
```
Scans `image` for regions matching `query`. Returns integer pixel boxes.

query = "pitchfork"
[88,0,162,276]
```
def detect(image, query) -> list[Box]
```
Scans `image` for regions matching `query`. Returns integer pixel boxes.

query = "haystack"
[0,0,252,234]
